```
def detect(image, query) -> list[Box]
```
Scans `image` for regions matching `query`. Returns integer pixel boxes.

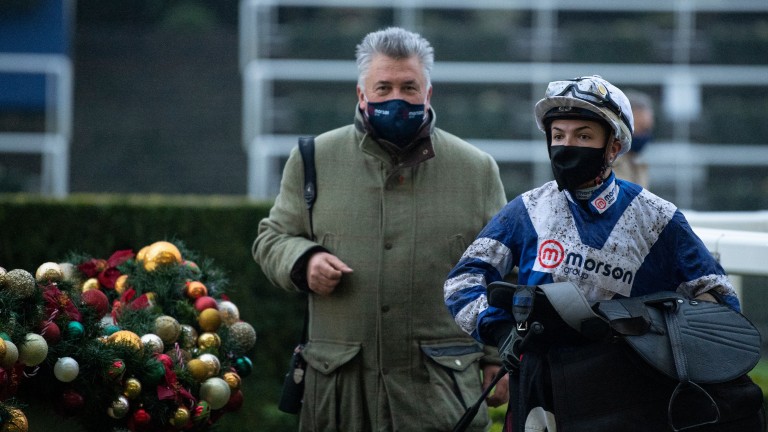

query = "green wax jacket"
[253,108,507,431]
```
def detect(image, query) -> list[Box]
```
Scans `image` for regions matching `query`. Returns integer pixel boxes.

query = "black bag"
[277,136,316,415]
[487,281,766,431]
[278,343,307,414]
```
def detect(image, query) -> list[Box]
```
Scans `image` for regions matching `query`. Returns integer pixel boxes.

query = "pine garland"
[0,240,256,432]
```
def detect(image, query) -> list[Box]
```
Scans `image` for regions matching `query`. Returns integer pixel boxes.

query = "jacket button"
[323,362,330,370]
[384,243,393,250]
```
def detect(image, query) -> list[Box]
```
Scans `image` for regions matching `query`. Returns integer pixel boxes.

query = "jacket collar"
[354,105,436,168]
[563,172,620,215]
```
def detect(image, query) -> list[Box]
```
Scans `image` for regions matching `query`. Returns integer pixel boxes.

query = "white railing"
[241,59,768,199]
[692,225,768,304]
[0,53,73,197]
[239,0,768,200]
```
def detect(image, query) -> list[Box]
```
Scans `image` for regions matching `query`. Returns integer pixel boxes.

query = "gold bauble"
[229,321,257,354]
[136,245,150,262]
[0,339,5,360]
[123,377,142,399]
[184,281,207,300]
[154,315,181,345]
[107,395,130,419]
[197,353,220,376]
[186,358,211,382]
[142,241,182,271]
[197,332,221,350]
[218,300,240,326]
[222,371,242,391]
[169,407,190,427]
[1,408,28,432]
[179,324,198,349]
[81,277,100,292]
[0,340,18,368]
[35,262,63,283]
[114,274,129,294]
[197,308,221,332]
[106,330,143,352]
[1,269,36,299]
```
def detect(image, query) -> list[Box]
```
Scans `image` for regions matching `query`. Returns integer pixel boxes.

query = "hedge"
[0,193,301,430]
[1,193,765,431]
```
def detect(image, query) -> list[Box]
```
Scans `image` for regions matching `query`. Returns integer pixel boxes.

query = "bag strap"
[297,136,316,343]
[298,136,317,241]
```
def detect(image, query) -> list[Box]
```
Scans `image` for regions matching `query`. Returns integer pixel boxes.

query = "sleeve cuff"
[289,246,329,292]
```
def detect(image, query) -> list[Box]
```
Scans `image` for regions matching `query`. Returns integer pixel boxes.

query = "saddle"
[487,281,763,431]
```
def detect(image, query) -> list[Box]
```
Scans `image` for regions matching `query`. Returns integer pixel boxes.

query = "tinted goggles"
[545,77,632,132]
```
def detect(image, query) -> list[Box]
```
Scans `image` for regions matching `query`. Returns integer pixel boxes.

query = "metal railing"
[0,53,73,197]
[239,0,768,201]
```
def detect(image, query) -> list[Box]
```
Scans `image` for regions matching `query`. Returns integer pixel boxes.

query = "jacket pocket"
[300,340,363,432]
[420,340,490,431]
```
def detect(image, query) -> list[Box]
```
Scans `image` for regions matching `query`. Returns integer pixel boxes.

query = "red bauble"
[133,408,151,426]
[41,321,61,345]
[155,353,173,369]
[224,390,244,412]
[194,296,218,312]
[81,289,110,317]
[0,364,22,400]
[60,389,85,413]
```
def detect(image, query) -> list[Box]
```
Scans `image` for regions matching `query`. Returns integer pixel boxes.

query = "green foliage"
[5,193,762,431]
[748,358,768,405]
[0,193,302,431]
[489,404,506,431]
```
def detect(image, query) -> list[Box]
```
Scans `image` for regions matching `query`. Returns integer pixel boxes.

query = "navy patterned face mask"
[366,99,426,147]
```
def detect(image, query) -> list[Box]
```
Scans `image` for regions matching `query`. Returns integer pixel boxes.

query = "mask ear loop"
[594,137,616,186]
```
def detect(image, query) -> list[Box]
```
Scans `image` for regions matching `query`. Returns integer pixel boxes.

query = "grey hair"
[355,27,434,89]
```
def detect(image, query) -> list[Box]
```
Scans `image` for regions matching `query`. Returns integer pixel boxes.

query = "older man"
[253,27,508,431]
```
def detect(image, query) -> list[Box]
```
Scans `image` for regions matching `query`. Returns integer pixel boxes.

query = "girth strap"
[664,299,721,431]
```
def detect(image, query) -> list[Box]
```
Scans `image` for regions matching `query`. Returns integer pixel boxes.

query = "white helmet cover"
[535,75,634,157]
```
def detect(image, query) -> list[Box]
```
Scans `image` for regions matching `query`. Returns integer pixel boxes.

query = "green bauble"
[144,359,166,386]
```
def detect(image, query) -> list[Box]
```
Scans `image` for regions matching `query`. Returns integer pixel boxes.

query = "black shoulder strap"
[297,136,316,240]
[297,136,316,343]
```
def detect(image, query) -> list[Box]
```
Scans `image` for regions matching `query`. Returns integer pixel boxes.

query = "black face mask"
[549,145,607,191]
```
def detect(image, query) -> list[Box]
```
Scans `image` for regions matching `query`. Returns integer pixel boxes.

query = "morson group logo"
[538,239,565,268]
[537,238,634,285]
[593,197,607,210]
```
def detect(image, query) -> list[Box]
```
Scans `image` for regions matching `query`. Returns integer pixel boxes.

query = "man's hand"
[306,252,353,296]
[482,364,509,408]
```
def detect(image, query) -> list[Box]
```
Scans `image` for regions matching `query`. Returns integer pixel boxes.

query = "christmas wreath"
[0,240,256,431]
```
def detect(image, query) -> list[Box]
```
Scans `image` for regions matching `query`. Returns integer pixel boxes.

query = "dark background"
[1,2,768,208]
